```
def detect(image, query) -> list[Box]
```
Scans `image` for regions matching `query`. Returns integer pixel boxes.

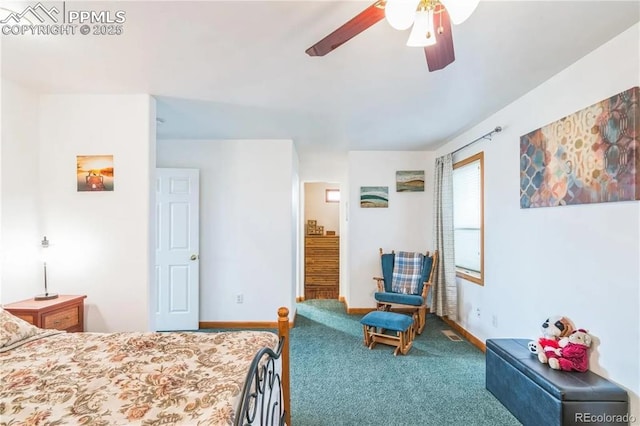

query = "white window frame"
[453,152,484,286]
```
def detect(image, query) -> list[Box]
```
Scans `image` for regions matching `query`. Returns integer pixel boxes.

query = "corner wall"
[0,80,41,303]
[436,23,640,418]
[37,94,156,332]
[347,151,434,308]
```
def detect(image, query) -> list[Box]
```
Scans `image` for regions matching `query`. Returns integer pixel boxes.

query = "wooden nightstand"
[3,295,87,332]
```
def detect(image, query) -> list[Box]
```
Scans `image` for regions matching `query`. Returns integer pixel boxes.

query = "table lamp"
[35,236,58,301]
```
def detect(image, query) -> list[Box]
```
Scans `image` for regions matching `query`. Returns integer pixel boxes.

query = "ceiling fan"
[305,0,479,72]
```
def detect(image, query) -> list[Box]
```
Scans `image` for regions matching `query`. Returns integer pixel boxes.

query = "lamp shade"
[406,9,436,47]
[440,0,479,25]
[385,0,420,30]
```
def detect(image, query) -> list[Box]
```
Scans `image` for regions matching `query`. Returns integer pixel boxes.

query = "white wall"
[436,24,640,418]
[37,94,156,332]
[348,151,434,308]
[156,139,296,322]
[0,80,41,303]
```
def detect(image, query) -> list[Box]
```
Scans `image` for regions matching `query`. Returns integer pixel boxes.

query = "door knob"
[190,254,198,261]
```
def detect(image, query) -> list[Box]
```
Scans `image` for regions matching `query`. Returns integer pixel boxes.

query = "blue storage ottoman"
[486,338,629,426]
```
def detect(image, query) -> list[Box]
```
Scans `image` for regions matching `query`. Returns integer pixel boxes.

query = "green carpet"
[290,300,521,426]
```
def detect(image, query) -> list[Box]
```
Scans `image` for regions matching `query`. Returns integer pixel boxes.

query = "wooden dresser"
[304,236,339,299]
[3,294,87,332]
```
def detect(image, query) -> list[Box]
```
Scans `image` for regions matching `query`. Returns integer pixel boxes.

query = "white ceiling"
[2,1,639,159]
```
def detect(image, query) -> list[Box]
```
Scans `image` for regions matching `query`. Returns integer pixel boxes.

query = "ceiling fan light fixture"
[439,0,479,25]
[385,0,420,30]
[406,9,436,47]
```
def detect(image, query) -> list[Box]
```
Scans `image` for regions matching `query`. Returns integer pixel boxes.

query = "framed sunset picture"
[77,155,114,191]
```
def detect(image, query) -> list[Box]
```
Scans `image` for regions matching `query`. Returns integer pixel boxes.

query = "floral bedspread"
[0,330,279,425]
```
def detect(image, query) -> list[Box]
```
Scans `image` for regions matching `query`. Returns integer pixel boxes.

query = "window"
[325,189,340,203]
[452,152,484,285]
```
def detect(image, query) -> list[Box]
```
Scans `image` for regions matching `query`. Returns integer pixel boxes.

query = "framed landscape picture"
[396,170,425,192]
[360,186,389,208]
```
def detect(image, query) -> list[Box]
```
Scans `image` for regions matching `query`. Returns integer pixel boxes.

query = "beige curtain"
[432,153,457,320]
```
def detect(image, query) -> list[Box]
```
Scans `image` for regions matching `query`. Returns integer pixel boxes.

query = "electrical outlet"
[492,315,498,328]
[476,307,481,318]
[236,294,243,304]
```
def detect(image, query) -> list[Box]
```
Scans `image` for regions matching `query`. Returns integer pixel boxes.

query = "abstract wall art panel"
[396,170,425,192]
[520,86,639,208]
[360,186,388,208]
[77,155,114,191]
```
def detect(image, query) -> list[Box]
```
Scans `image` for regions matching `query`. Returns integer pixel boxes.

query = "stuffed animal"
[527,316,575,364]
[548,329,592,372]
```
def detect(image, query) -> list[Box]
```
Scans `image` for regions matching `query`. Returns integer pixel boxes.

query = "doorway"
[303,182,340,300]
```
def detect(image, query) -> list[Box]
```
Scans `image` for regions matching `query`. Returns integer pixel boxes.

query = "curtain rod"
[451,126,503,155]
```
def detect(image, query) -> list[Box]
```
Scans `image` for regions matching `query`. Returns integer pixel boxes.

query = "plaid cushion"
[391,251,425,295]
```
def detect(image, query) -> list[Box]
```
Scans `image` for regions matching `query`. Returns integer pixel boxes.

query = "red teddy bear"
[548,329,592,373]
[528,316,575,364]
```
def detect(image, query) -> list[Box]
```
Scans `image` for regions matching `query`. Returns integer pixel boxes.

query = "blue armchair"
[373,249,438,334]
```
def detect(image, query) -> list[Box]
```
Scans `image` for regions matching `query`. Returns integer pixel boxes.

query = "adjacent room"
[1,1,639,424]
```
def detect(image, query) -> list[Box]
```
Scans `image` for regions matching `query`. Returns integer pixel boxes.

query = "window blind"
[453,159,481,273]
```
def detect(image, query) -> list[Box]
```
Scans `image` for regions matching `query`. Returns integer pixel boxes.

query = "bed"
[0,306,291,425]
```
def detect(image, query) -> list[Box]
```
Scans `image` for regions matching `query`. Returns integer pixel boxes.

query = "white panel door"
[155,168,199,331]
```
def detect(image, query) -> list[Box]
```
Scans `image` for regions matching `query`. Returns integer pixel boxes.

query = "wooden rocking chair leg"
[410,316,417,342]
[363,325,371,347]
[400,329,413,355]
[416,307,427,334]
[398,331,406,356]
[394,332,405,356]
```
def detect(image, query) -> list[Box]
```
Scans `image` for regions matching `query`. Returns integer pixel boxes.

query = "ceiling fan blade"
[306,1,386,57]
[424,5,455,72]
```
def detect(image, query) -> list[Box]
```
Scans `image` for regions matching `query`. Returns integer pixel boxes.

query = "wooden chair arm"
[421,281,433,299]
[373,277,384,292]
